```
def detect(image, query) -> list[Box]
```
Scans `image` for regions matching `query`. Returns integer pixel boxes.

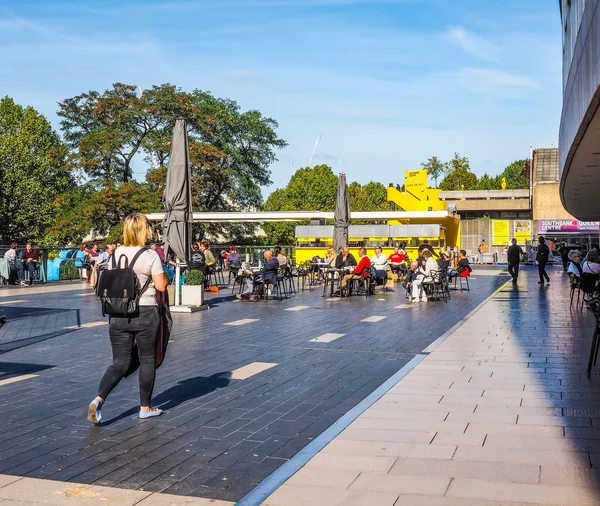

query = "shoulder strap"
[111,252,117,269]
[130,246,150,269]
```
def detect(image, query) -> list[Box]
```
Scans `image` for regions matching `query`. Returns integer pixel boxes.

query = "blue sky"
[0,0,562,195]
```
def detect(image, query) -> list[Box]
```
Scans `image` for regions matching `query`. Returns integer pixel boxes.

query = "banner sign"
[404,170,427,193]
[514,220,532,243]
[492,220,510,246]
[538,220,600,233]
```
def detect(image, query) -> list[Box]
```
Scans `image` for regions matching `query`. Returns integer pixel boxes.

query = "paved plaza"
[1,266,599,505]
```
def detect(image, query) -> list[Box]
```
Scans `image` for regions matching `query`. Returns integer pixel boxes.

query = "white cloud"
[444,27,498,61]
[458,68,539,89]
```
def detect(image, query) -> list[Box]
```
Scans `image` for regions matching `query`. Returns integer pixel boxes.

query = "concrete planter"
[181,285,204,306]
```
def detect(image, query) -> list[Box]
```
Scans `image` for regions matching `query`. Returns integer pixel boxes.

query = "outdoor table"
[309,262,331,286]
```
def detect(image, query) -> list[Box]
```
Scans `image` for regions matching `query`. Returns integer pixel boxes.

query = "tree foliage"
[58,83,286,241]
[263,166,389,244]
[420,156,446,188]
[0,97,73,243]
[439,153,478,191]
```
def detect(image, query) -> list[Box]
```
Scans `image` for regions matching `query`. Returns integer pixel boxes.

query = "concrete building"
[559,0,600,220]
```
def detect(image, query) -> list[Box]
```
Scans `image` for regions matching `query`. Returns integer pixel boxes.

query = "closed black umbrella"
[333,173,350,253]
[162,119,193,265]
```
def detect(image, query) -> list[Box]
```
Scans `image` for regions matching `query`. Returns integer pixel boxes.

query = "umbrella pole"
[175,259,181,306]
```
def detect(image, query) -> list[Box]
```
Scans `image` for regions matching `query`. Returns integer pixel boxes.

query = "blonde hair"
[123,213,150,247]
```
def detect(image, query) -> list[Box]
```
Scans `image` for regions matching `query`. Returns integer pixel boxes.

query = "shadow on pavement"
[101,372,232,426]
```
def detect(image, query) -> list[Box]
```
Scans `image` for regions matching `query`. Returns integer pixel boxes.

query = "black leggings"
[98,306,159,407]
[538,261,549,283]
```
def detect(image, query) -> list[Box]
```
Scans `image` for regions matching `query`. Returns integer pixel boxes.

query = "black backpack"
[96,247,152,317]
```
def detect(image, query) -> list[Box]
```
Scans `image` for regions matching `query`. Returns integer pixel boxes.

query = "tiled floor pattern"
[263,267,600,506]
[0,271,506,502]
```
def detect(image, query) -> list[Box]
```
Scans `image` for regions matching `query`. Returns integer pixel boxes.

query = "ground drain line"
[234,353,427,506]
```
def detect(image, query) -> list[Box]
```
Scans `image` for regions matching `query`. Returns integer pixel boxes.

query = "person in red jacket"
[341,248,370,295]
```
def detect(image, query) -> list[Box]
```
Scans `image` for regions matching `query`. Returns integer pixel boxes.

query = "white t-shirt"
[371,254,388,267]
[4,249,16,264]
[109,246,163,306]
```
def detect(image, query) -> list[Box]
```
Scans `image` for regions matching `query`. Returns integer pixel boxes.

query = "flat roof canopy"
[146,211,456,223]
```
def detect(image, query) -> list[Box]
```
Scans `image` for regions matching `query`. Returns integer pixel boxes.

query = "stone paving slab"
[0,272,505,502]
[0,474,234,505]
[263,266,600,505]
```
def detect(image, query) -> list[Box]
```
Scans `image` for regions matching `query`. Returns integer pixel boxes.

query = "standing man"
[478,239,487,264]
[507,239,523,284]
[536,236,550,285]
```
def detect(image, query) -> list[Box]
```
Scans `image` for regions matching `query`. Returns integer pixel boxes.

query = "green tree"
[262,165,337,243]
[0,97,73,242]
[475,173,500,190]
[439,153,478,190]
[58,83,157,184]
[59,83,286,240]
[348,181,389,212]
[420,156,446,188]
[499,159,530,189]
[46,181,163,245]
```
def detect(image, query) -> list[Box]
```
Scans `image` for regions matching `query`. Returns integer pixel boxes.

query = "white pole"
[175,259,181,305]
[308,135,321,167]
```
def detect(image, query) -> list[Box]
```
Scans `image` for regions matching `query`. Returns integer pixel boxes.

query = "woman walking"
[88,213,167,424]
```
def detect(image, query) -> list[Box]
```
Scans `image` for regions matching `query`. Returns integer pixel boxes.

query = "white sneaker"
[412,298,420,303]
[19,281,27,286]
[421,296,428,302]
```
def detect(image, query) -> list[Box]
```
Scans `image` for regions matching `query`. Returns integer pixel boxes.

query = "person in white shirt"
[371,246,388,267]
[583,249,600,275]
[412,249,437,302]
[4,243,25,285]
[88,214,167,425]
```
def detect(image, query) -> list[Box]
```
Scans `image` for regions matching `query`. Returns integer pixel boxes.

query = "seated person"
[4,243,25,286]
[324,247,337,266]
[412,249,437,302]
[583,248,600,275]
[341,248,370,295]
[150,242,165,265]
[274,246,287,266]
[568,250,583,278]
[335,247,357,270]
[239,250,279,296]
[371,246,388,268]
[450,250,472,277]
[388,246,407,279]
[21,242,39,285]
[437,251,450,272]
[199,241,215,271]
[403,261,418,296]
[227,245,241,266]
[189,243,206,271]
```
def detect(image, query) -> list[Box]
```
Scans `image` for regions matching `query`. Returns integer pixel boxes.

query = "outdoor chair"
[579,272,599,311]
[345,271,371,297]
[422,270,449,302]
[369,267,388,293]
[284,264,296,295]
[568,272,581,309]
[264,266,289,301]
[294,262,311,292]
[231,270,251,295]
[228,261,242,284]
[453,270,470,291]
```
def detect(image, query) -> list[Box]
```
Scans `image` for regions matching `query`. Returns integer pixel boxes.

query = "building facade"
[559,0,600,220]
